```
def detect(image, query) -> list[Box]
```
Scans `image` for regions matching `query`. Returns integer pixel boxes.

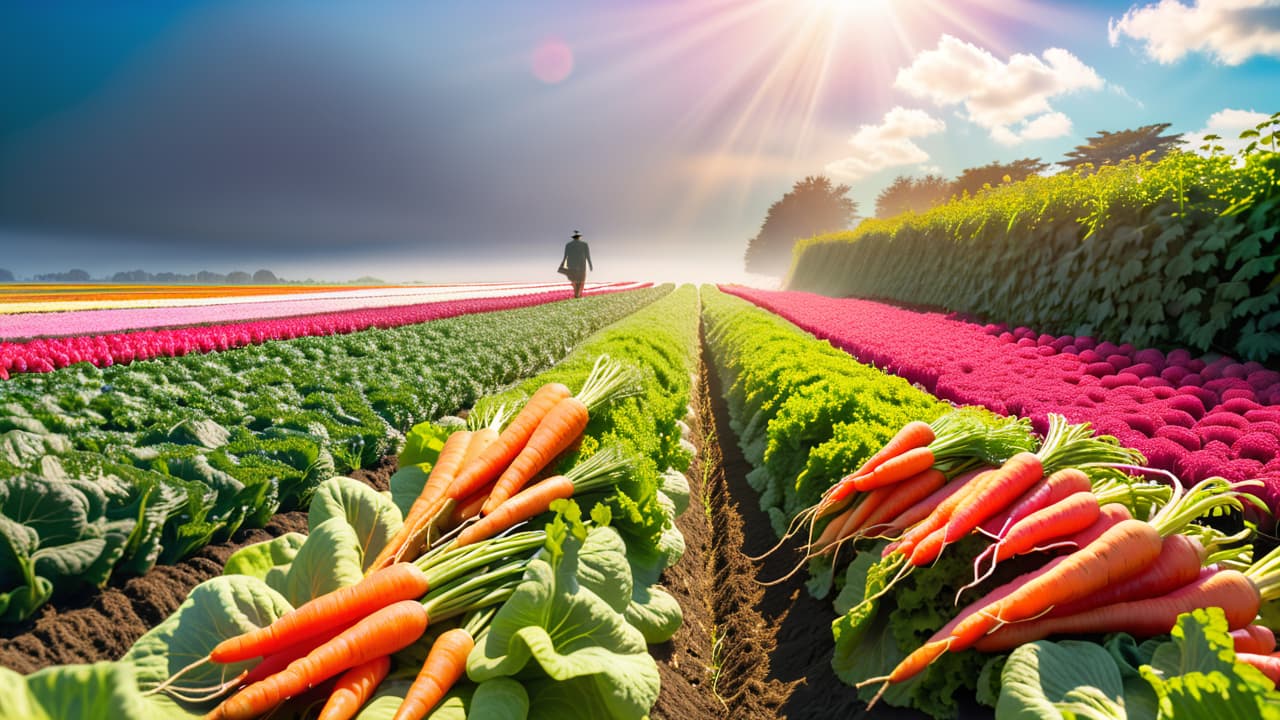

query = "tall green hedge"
[787,147,1280,361]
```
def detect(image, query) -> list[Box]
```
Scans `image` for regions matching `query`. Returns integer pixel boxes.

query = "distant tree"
[950,158,1048,198]
[352,276,385,285]
[112,269,151,283]
[252,269,279,284]
[875,174,952,218]
[1059,123,1183,171]
[197,270,225,283]
[226,271,252,284]
[0,268,13,282]
[67,269,90,282]
[744,175,857,276]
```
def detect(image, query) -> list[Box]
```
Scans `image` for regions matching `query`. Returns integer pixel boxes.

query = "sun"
[809,0,896,20]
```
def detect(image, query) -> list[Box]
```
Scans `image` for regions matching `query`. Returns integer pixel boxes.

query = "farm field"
[2,275,1278,719]
[4,2,1280,718]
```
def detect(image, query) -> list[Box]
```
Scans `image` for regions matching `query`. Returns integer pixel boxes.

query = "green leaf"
[1140,608,1280,720]
[0,474,91,546]
[389,465,431,520]
[123,575,293,706]
[0,662,160,720]
[658,468,690,516]
[308,476,402,570]
[625,584,683,644]
[399,422,451,468]
[282,517,364,607]
[159,418,231,449]
[472,678,530,720]
[996,640,1127,720]
[467,527,660,720]
[222,532,306,580]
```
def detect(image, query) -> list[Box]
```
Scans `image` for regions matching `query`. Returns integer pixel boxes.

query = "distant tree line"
[875,123,1184,219]
[0,268,387,284]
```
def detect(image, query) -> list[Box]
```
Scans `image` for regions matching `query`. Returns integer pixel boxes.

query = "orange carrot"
[978,468,1091,538]
[852,447,936,492]
[847,420,935,484]
[1232,625,1277,655]
[831,492,888,545]
[454,476,576,549]
[1046,533,1205,618]
[452,479,497,526]
[858,469,947,538]
[891,467,996,558]
[1237,652,1280,684]
[481,396,588,514]
[948,519,1164,649]
[882,469,988,552]
[368,431,474,573]
[210,563,430,664]
[974,569,1261,651]
[820,421,935,508]
[392,627,476,720]
[208,600,430,720]
[461,427,498,469]
[317,656,391,720]
[448,383,572,502]
[982,492,1101,567]
[940,452,1044,545]
[810,500,859,551]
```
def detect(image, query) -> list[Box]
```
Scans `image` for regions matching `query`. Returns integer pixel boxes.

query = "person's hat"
[571,230,582,239]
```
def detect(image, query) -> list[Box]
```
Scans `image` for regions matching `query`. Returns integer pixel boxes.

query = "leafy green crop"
[0,288,667,621]
[788,141,1280,362]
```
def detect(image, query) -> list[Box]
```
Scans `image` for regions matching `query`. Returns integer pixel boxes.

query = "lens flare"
[531,38,574,84]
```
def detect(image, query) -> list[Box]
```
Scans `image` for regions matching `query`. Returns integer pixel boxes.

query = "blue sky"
[0,0,1277,283]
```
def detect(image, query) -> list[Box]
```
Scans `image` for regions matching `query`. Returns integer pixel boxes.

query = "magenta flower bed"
[0,282,649,379]
[721,285,1280,511]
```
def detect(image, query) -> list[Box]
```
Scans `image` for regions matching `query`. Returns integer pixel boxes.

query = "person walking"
[559,230,593,298]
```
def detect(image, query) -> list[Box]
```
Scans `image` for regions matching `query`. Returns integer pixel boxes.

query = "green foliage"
[744,175,857,276]
[789,143,1280,361]
[0,287,668,621]
[876,174,953,218]
[467,526,662,720]
[994,608,1280,720]
[1060,123,1184,171]
[950,158,1048,199]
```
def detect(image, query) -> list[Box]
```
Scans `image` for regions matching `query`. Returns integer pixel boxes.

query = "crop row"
[0,285,702,719]
[787,149,1280,363]
[722,286,1280,514]
[701,287,1280,718]
[0,282,648,377]
[0,287,668,622]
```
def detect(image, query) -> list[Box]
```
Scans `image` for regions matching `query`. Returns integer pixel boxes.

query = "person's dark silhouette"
[559,230,593,298]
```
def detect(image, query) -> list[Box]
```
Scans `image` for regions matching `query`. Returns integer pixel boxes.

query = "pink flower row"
[0,283,648,379]
[721,285,1280,511]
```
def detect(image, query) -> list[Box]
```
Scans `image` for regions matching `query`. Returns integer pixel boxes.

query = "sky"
[1,0,1278,284]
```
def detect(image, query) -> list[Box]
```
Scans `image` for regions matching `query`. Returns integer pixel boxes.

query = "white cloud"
[894,35,1101,144]
[1109,0,1280,65]
[825,107,946,181]
[1183,108,1273,158]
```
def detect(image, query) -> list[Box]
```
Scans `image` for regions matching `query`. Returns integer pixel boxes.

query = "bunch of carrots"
[780,410,1280,702]
[150,355,640,720]
[370,354,638,571]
